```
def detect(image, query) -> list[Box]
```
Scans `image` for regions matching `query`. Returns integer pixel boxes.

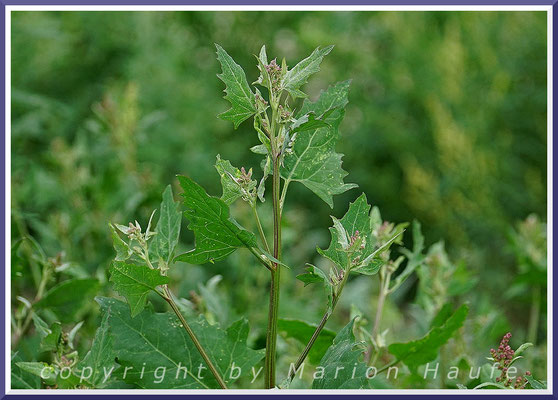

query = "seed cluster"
[265,59,282,93]
[490,332,531,389]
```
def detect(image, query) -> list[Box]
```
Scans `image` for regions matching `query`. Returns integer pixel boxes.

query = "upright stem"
[372,268,391,339]
[527,285,541,344]
[251,203,270,254]
[161,286,228,389]
[264,153,282,388]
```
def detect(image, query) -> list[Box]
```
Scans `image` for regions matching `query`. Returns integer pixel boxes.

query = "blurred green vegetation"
[11,11,547,388]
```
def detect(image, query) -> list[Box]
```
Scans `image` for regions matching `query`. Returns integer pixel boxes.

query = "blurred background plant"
[10,10,547,388]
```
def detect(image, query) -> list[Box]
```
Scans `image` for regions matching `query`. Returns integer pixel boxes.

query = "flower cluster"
[265,59,282,93]
[491,333,530,389]
[255,92,268,111]
[278,104,292,123]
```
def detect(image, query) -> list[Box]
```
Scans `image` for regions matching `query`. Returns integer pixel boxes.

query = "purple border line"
[1,1,555,399]
[0,0,556,6]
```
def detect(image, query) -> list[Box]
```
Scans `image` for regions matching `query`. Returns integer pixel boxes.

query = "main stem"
[264,152,282,388]
[162,286,228,389]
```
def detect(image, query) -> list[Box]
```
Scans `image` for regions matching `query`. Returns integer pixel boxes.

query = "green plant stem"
[279,179,290,214]
[376,359,399,375]
[527,285,541,344]
[372,267,392,339]
[251,203,270,253]
[248,246,272,271]
[264,152,282,388]
[13,263,52,347]
[286,267,350,383]
[264,95,283,388]
[161,285,228,389]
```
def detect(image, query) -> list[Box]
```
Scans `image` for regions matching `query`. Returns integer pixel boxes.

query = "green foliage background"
[11,10,547,388]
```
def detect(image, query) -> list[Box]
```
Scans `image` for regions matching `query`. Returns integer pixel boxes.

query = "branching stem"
[160,285,228,389]
[286,264,350,383]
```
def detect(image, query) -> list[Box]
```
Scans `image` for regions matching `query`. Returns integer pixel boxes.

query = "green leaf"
[214,155,256,205]
[11,353,40,389]
[289,110,331,134]
[388,304,469,373]
[109,261,169,317]
[215,44,256,128]
[390,220,425,292]
[296,264,333,311]
[97,297,264,389]
[110,223,131,261]
[297,264,329,287]
[282,45,334,98]
[281,80,357,208]
[155,185,182,265]
[15,362,56,386]
[311,319,370,389]
[318,193,400,274]
[526,375,546,389]
[39,322,61,353]
[175,175,257,264]
[514,342,533,357]
[430,303,454,329]
[77,311,118,387]
[35,279,99,322]
[31,313,50,338]
[278,318,336,365]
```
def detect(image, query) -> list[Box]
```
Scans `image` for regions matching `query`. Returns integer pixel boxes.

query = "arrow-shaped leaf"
[215,44,257,129]
[109,261,169,317]
[281,80,357,208]
[282,45,334,99]
[175,175,257,264]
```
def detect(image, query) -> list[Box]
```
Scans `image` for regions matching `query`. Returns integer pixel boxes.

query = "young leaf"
[109,261,169,317]
[296,264,333,310]
[110,223,131,261]
[525,375,546,389]
[281,81,357,208]
[15,362,57,386]
[318,193,400,274]
[39,322,62,353]
[175,175,257,264]
[11,353,40,389]
[155,185,182,265]
[311,319,370,389]
[389,220,425,293]
[77,311,118,387]
[215,155,244,205]
[278,318,336,365]
[214,155,256,205]
[215,44,257,128]
[97,297,264,389]
[35,279,100,322]
[282,45,334,98]
[388,304,469,373]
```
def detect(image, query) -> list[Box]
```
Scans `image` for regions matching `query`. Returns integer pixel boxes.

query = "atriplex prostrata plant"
[13,45,544,390]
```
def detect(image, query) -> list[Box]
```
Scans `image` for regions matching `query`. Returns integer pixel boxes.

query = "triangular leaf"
[311,319,370,389]
[175,175,257,264]
[282,45,334,99]
[278,318,336,365]
[318,193,400,274]
[35,279,99,322]
[155,185,182,266]
[108,261,169,317]
[281,81,357,208]
[215,44,257,128]
[388,304,469,373]
[77,311,118,387]
[97,297,264,388]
